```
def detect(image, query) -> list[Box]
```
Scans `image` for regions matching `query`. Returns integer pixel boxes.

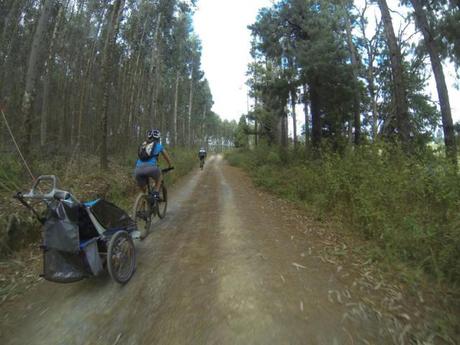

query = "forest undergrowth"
[0,148,197,304]
[226,145,460,288]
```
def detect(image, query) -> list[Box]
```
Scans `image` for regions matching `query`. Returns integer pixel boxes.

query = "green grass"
[226,145,460,284]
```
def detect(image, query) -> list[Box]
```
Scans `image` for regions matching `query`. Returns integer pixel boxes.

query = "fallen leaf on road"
[113,333,122,345]
[292,262,306,270]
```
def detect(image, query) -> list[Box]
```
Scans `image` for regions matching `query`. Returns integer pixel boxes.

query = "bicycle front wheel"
[157,184,168,219]
[132,193,152,240]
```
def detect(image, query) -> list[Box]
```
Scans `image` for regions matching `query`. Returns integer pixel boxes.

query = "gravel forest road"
[0,155,455,345]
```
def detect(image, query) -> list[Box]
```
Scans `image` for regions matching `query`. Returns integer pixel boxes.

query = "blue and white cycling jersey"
[135,142,164,168]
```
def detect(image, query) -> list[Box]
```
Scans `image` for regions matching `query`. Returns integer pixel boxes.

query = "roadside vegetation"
[229,0,460,291]
[227,145,460,285]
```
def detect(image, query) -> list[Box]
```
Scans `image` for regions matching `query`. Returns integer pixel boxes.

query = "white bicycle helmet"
[147,129,161,140]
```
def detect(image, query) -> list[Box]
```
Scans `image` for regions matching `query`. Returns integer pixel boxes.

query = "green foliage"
[228,145,460,283]
[165,147,197,186]
[234,115,250,148]
[0,155,24,192]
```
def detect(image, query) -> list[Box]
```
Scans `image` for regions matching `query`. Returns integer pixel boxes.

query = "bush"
[0,155,26,193]
[227,144,460,283]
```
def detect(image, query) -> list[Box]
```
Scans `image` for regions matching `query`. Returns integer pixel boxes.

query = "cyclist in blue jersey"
[134,129,172,199]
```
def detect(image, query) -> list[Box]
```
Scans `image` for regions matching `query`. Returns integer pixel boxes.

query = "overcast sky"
[194,0,460,125]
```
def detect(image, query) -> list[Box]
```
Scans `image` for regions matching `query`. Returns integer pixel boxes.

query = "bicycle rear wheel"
[132,193,152,240]
[157,184,168,219]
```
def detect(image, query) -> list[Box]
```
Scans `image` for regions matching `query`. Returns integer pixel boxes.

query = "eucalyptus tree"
[41,1,67,147]
[167,7,190,147]
[356,1,384,140]
[341,1,362,144]
[1,0,224,166]
[100,0,125,169]
[437,1,460,68]
[376,0,411,147]
[250,0,357,150]
[403,0,457,163]
[20,0,56,158]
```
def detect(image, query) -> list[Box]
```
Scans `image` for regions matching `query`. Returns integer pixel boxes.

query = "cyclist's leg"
[134,167,149,193]
[149,166,162,193]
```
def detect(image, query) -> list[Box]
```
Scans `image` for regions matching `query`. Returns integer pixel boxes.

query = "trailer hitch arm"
[13,192,46,224]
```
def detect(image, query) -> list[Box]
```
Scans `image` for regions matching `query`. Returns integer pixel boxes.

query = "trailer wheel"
[107,231,136,284]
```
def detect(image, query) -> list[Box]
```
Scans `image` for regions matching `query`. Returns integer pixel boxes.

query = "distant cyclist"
[198,147,207,169]
[134,129,172,199]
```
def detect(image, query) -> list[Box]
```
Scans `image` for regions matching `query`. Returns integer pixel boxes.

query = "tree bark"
[290,89,297,149]
[171,70,180,147]
[77,19,102,149]
[127,15,148,144]
[344,12,361,145]
[254,95,259,147]
[41,1,65,148]
[302,84,310,145]
[280,109,288,148]
[21,0,54,158]
[377,0,411,146]
[188,66,194,146]
[100,0,125,170]
[148,13,162,128]
[410,0,457,164]
[310,79,321,149]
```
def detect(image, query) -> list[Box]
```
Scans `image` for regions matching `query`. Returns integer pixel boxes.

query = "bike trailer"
[16,176,137,284]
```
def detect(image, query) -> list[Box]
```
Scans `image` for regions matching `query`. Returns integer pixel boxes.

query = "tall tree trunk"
[410,0,457,164]
[344,11,361,145]
[171,70,180,147]
[290,89,297,149]
[279,103,288,148]
[127,16,148,144]
[302,84,310,146]
[310,79,321,149]
[149,13,162,128]
[100,0,125,170]
[152,59,161,127]
[77,20,102,149]
[187,66,193,146]
[1,0,26,63]
[41,1,65,148]
[20,0,54,157]
[254,95,258,147]
[201,104,206,144]
[368,68,379,141]
[377,0,411,146]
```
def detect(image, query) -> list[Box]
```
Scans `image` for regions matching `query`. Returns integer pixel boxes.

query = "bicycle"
[199,158,205,170]
[132,167,174,240]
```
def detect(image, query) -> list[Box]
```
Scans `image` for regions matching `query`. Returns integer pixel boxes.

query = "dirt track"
[0,156,457,345]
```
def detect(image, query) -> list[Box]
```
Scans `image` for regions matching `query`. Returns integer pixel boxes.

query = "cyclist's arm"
[161,149,172,167]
